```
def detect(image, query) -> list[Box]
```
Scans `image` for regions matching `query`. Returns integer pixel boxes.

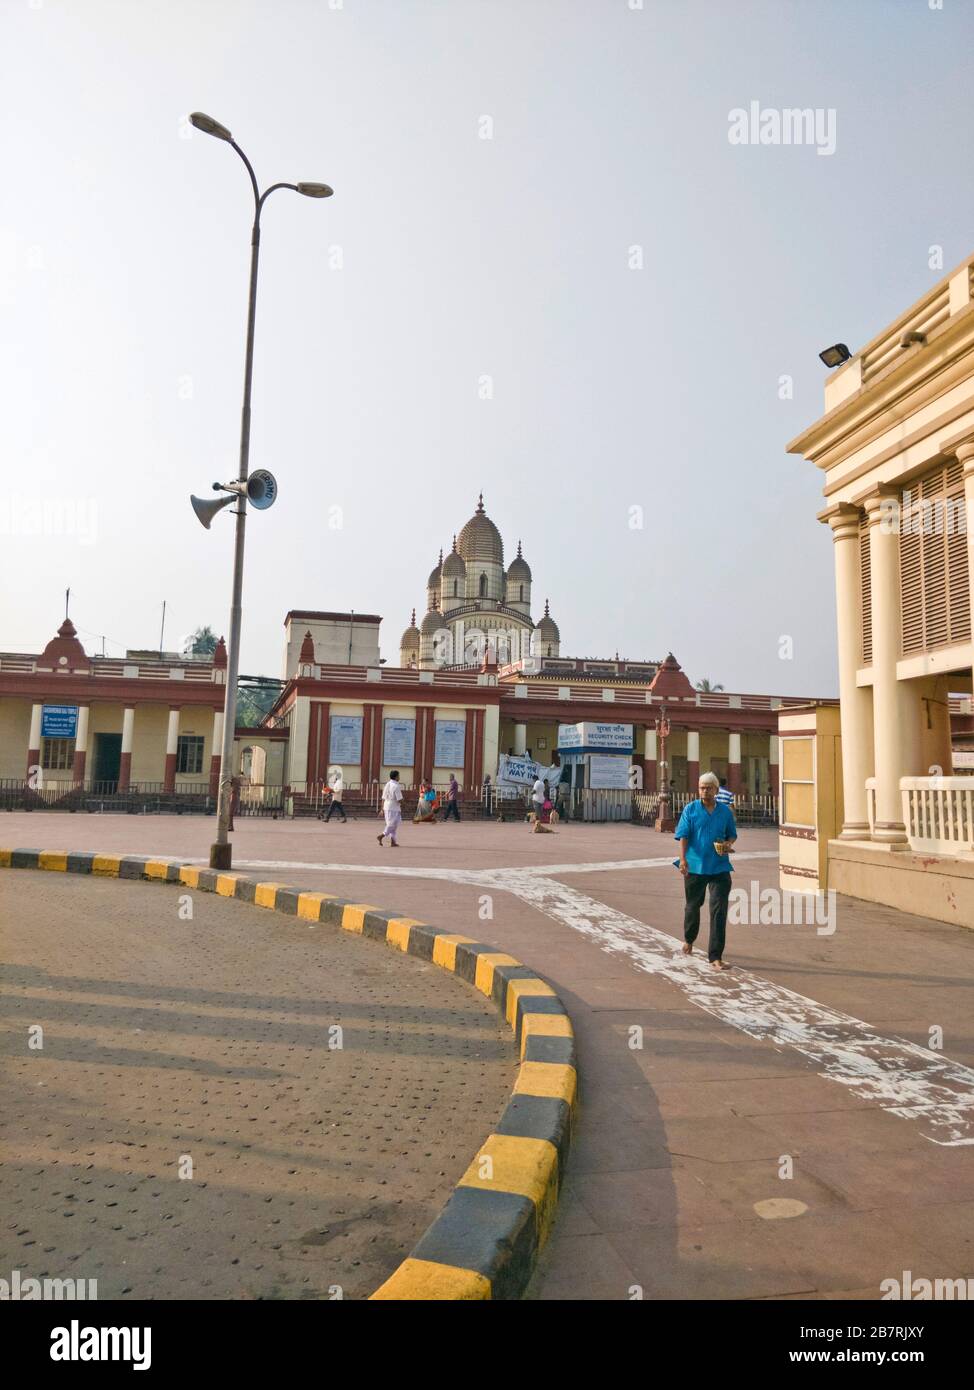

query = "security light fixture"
[819,343,852,369]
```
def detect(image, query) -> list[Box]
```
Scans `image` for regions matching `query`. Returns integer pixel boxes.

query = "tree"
[185,625,217,657]
[695,678,724,693]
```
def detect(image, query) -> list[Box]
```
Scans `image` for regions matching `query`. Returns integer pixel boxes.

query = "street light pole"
[188,113,333,870]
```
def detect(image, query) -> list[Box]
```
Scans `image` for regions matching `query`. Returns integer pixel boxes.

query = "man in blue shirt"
[674,771,737,970]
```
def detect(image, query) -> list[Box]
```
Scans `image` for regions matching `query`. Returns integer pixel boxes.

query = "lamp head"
[190,111,233,142]
[296,182,334,199]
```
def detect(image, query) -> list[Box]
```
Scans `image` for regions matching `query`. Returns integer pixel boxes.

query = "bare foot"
[710,959,730,971]
[376,834,383,846]
[682,942,692,956]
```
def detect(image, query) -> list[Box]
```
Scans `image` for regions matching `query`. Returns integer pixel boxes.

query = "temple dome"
[506,540,531,581]
[400,610,420,649]
[535,599,560,641]
[442,539,466,578]
[457,493,504,568]
[426,555,443,589]
[420,608,443,636]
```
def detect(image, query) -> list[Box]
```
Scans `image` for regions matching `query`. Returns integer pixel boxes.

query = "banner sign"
[383,718,415,767]
[589,754,633,789]
[41,705,78,739]
[497,755,564,788]
[434,719,466,767]
[329,715,363,764]
[557,722,633,752]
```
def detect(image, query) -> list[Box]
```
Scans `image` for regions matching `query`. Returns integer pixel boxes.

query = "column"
[768,733,780,800]
[863,489,909,843]
[163,706,180,793]
[514,723,527,756]
[643,728,657,792]
[119,706,136,791]
[209,709,223,799]
[686,730,700,789]
[826,504,874,838]
[27,702,42,781]
[727,731,742,793]
[72,705,90,787]
[957,442,974,699]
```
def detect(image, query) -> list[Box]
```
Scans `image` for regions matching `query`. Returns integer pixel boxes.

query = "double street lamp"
[188,112,333,870]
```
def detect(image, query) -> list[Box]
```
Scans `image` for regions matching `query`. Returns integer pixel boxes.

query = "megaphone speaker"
[190,493,237,529]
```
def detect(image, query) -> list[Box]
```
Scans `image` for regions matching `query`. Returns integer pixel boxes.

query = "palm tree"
[185,625,217,657]
[695,677,724,693]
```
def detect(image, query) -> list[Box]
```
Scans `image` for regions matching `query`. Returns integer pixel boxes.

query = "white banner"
[589,754,632,789]
[497,754,563,789]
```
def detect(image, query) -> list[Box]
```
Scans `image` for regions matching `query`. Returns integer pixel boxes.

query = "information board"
[383,718,415,767]
[41,705,79,739]
[434,719,466,767]
[329,715,363,764]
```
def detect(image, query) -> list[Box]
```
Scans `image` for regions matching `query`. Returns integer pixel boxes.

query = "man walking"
[378,770,403,847]
[675,771,737,971]
[531,773,545,820]
[324,769,347,823]
[716,776,735,807]
[443,773,461,822]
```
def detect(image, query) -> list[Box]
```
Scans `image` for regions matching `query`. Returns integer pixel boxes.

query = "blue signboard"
[329,715,363,764]
[434,719,466,767]
[383,718,416,767]
[41,705,78,739]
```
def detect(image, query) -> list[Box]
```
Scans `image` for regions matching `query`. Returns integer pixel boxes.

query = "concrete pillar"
[209,709,224,799]
[164,707,180,794]
[727,731,742,793]
[119,706,135,791]
[644,728,657,792]
[72,705,90,786]
[27,702,42,781]
[825,503,874,838]
[768,733,780,799]
[514,723,527,756]
[864,489,909,844]
[686,730,700,790]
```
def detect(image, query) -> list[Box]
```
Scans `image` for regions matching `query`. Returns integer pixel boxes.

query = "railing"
[900,776,974,854]
[633,790,778,828]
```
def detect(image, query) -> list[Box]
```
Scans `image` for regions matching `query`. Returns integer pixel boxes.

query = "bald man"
[675,772,737,970]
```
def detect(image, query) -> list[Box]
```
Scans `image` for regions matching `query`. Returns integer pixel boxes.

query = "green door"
[93,733,122,788]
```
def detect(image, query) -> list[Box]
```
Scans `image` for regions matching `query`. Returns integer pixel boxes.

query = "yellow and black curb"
[1,847,577,1301]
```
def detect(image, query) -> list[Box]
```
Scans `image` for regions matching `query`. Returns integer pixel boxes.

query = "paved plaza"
[0,868,515,1300]
[3,812,974,1299]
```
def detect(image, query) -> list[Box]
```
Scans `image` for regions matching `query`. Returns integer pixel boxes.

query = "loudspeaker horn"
[190,492,237,530]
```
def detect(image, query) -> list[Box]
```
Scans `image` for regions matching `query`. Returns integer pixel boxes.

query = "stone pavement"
[3,813,974,1300]
[0,871,516,1300]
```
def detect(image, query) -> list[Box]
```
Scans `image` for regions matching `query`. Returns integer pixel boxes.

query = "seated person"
[413,779,439,823]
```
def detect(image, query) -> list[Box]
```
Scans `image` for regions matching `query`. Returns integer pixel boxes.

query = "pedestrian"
[531,772,545,821]
[324,769,347,823]
[378,770,403,847]
[675,771,737,971]
[413,778,439,823]
[443,772,461,822]
[482,773,494,817]
[716,776,735,807]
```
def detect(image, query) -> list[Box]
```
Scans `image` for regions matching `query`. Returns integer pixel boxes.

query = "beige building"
[788,250,974,925]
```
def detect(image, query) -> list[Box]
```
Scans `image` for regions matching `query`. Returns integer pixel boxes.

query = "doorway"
[93,733,122,788]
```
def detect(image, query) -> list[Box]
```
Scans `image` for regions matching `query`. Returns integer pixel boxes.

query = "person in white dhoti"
[378,770,403,847]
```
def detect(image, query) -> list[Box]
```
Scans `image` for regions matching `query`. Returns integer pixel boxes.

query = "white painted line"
[230,854,974,1146]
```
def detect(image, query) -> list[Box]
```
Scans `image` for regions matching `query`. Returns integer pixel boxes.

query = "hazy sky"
[3,0,973,694]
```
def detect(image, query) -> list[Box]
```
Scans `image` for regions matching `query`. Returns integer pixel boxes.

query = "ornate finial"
[476,492,485,513]
[411,607,416,627]
[452,534,458,551]
[517,539,523,557]
[438,548,443,566]
[544,598,550,617]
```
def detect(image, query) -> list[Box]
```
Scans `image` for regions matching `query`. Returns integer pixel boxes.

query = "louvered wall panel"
[860,512,872,664]
[898,461,971,654]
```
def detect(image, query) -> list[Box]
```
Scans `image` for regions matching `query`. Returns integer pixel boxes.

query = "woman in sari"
[413,778,439,823]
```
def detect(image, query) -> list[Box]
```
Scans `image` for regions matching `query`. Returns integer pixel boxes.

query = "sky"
[2,0,973,695]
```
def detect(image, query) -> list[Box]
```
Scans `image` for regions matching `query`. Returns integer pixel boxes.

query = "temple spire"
[476,492,485,514]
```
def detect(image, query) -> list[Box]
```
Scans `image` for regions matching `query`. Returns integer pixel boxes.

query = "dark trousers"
[683,872,731,961]
[324,799,347,822]
[443,800,460,821]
